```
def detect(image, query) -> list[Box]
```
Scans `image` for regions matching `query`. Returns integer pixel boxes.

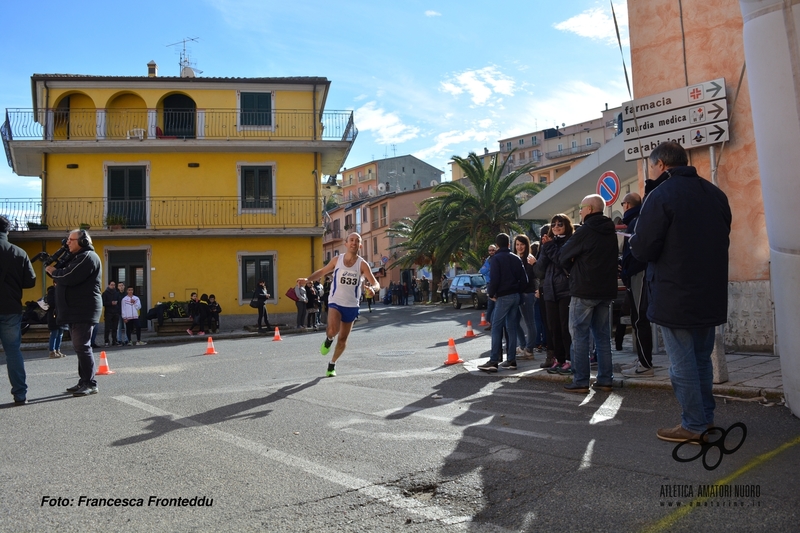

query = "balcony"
[544,142,601,160]
[2,108,357,175]
[1,196,322,237]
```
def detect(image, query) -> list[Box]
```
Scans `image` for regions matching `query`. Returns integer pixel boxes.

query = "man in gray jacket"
[0,216,36,405]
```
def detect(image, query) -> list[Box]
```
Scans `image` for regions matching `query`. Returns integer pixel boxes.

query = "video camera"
[31,238,72,268]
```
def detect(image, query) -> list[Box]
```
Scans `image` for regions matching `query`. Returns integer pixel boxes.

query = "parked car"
[449,274,489,309]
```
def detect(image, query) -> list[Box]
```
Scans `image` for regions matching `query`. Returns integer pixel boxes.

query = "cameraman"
[1,215,36,406]
[45,229,102,397]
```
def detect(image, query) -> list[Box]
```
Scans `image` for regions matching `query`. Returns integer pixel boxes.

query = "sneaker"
[515,347,524,355]
[499,360,517,370]
[186,329,193,336]
[56,351,67,357]
[103,342,109,347]
[656,424,703,444]
[326,363,336,377]
[477,361,499,372]
[49,351,60,359]
[563,382,590,393]
[320,338,333,356]
[546,361,562,374]
[535,345,544,352]
[619,360,638,370]
[592,382,613,392]
[622,362,655,378]
[66,383,83,393]
[198,331,205,335]
[556,362,573,375]
[518,348,535,360]
[13,398,28,406]
[540,356,555,369]
[135,341,147,346]
[72,385,98,397]
[115,342,123,346]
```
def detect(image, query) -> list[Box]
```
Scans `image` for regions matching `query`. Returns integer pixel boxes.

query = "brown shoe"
[539,349,555,368]
[657,424,703,445]
[49,351,60,359]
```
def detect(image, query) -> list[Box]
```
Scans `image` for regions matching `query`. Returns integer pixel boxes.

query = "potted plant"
[79,223,91,230]
[104,213,127,229]
[26,221,48,230]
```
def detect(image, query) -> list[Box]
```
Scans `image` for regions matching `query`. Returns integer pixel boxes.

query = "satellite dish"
[430,180,439,187]
[181,66,196,78]
[377,183,386,192]
[368,189,375,197]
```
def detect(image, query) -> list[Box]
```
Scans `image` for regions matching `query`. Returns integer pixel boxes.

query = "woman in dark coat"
[46,283,66,358]
[253,280,270,332]
[535,214,575,374]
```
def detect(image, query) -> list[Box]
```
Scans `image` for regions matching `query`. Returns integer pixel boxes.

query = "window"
[239,92,272,127]
[412,168,415,174]
[107,164,147,228]
[532,135,538,145]
[506,141,512,150]
[240,253,275,302]
[372,237,378,255]
[571,140,578,148]
[380,204,388,226]
[240,165,274,210]
[539,176,547,183]
[586,137,593,145]
[558,143,563,152]
[371,207,379,229]
[519,139,524,145]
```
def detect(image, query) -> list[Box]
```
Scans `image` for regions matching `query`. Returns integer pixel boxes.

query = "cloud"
[354,101,420,144]
[440,66,515,106]
[425,10,441,17]
[413,128,493,161]
[554,3,629,46]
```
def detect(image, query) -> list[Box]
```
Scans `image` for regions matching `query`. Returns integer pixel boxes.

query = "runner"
[296,233,380,377]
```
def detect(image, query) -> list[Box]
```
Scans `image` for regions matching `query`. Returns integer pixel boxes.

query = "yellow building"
[2,63,357,327]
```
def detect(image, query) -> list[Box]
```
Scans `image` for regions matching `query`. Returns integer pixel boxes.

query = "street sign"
[381,256,389,264]
[596,170,620,207]
[622,78,729,161]
[624,122,729,160]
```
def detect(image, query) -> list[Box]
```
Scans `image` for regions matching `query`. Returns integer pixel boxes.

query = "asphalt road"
[2,303,799,532]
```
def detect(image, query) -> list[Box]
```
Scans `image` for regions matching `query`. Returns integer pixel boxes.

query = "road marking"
[643,434,800,533]
[589,393,624,424]
[579,439,595,470]
[113,395,473,526]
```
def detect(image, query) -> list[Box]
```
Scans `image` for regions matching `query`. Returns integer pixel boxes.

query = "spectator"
[46,229,103,396]
[121,286,147,345]
[102,280,119,347]
[187,292,199,326]
[306,281,320,329]
[534,225,550,365]
[46,283,66,358]
[187,293,209,336]
[363,281,374,313]
[207,294,222,333]
[559,195,619,394]
[514,235,538,360]
[535,216,574,375]
[479,244,497,330]
[0,215,36,405]
[630,141,731,443]
[116,282,128,346]
[440,275,451,304]
[253,280,270,332]
[294,281,307,329]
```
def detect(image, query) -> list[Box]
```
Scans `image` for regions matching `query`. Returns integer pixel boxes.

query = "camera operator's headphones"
[75,229,91,248]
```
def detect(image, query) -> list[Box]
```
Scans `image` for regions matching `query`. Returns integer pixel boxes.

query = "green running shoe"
[320,338,333,356]
[325,368,336,377]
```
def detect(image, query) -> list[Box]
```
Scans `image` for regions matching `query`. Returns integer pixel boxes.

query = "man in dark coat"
[101,280,119,346]
[0,215,36,405]
[559,194,619,393]
[46,229,103,397]
[630,141,731,444]
[619,193,654,377]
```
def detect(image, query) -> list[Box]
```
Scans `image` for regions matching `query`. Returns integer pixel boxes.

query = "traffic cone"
[96,351,115,375]
[478,312,489,326]
[272,327,283,341]
[204,337,217,355]
[444,338,464,365]
[464,320,476,338]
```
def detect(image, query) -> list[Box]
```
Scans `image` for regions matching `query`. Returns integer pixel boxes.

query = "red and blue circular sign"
[596,170,620,207]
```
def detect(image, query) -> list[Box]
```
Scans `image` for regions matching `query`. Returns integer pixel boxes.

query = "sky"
[0,0,630,198]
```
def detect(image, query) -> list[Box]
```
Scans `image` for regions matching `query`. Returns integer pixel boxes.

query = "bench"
[153,318,194,336]
[21,324,70,343]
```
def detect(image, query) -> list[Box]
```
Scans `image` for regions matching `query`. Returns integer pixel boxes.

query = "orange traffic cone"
[464,320,476,338]
[204,337,217,355]
[96,351,115,375]
[444,338,464,365]
[478,312,489,326]
[272,327,283,341]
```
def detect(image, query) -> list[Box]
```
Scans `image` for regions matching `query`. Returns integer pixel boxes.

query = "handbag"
[249,296,260,309]
[285,287,299,302]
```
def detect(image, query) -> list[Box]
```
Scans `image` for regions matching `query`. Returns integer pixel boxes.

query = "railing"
[544,142,601,160]
[1,197,321,231]
[3,108,357,142]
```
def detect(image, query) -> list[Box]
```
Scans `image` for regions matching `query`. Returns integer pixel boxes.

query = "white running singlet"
[328,254,364,308]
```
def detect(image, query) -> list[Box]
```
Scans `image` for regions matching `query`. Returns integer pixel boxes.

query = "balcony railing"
[1,197,321,231]
[544,142,602,160]
[2,108,357,142]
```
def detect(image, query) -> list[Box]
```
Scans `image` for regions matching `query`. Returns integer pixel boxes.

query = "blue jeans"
[490,293,519,361]
[516,292,537,351]
[118,315,128,344]
[569,298,613,387]
[70,323,97,388]
[486,297,496,324]
[49,328,64,352]
[534,298,546,346]
[0,313,27,401]
[660,326,716,433]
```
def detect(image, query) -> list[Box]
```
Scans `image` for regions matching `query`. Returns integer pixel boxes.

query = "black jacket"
[487,247,527,298]
[535,236,571,301]
[630,166,731,328]
[559,212,619,300]
[49,245,102,325]
[102,287,120,318]
[620,205,647,287]
[46,286,59,330]
[0,233,36,314]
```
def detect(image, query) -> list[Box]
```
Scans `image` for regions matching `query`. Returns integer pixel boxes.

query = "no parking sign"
[596,171,620,207]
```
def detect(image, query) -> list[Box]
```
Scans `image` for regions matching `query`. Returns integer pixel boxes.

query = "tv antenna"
[167,37,203,77]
